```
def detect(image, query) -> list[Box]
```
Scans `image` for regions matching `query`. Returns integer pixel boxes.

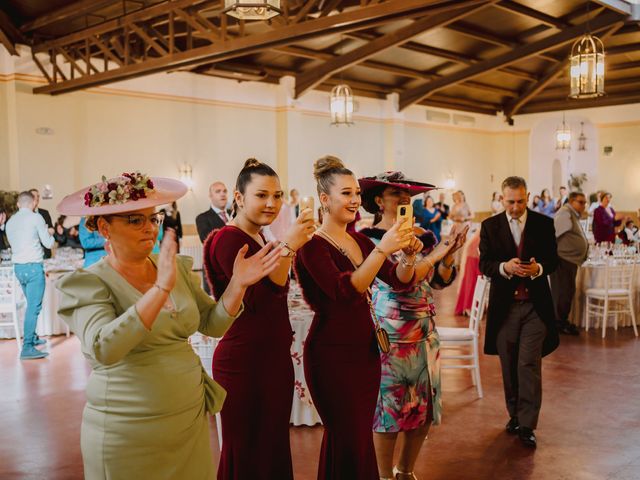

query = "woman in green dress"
[55,172,282,480]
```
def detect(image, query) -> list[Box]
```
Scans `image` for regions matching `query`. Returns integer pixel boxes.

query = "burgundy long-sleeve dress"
[204,225,294,480]
[295,232,412,480]
[592,205,622,244]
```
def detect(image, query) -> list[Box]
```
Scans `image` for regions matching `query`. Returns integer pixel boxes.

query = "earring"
[323,205,330,214]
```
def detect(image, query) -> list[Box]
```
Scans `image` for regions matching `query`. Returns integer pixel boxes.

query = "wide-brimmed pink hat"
[359,171,437,197]
[57,172,188,216]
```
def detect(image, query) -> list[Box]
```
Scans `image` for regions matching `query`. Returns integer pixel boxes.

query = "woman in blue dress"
[421,195,443,242]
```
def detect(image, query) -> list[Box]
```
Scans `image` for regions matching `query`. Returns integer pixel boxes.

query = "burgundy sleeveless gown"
[205,226,294,480]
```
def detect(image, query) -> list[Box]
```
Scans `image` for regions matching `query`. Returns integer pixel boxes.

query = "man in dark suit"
[30,188,53,259]
[479,176,559,449]
[195,181,230,243]
[195,181,230,294]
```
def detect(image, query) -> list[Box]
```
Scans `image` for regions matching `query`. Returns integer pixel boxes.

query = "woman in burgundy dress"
[204,159,315,479]
[592,191,623,244]
[295,156,419,479]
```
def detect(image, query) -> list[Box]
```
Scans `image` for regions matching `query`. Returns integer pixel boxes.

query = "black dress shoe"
[506,417,520,435]
[518,427,537,448]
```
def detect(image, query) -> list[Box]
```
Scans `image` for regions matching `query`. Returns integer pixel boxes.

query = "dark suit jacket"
[38,208,53,259]
[195,208,228,243]
[479,209,559,357]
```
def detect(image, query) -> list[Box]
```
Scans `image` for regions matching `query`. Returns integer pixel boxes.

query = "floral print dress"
[362,228,455,432]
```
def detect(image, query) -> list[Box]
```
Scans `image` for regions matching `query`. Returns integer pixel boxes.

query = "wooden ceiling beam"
[399,11,625,111]
[494,0,570,29]
[419,98,498,116]
[607,42,640,55]
[34,0,460,94]
[0,10,25,56]
[503,22,624,118]
[275,45,518,97]
[347,31,539,81]
[444,21,560,63]
[520,92,640,114]
[608,60,640,71]
[20,0,117,33]
[294,1,492,98]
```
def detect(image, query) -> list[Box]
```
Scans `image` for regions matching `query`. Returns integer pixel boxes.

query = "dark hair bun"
[313,155,345,181]
[243,158,262,169]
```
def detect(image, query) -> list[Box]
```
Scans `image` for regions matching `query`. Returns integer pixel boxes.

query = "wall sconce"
[443,173,456,190]
[330,84,354,126]
[179,164,194,190]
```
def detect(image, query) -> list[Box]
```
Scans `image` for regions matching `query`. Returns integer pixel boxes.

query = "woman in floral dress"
[359,172,467,480]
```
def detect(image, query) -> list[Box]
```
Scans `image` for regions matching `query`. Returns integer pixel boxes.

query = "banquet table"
[569,259,640,329]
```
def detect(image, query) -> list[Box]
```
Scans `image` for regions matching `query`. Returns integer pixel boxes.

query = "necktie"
[510,217,521,246]
[219,211,228,223]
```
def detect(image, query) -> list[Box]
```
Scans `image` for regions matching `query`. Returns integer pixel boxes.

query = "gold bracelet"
[374,246,387,256]
[154,283,171,294]
[401,254,416,267]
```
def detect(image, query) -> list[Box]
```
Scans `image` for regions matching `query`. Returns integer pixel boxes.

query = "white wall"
[1,45,639,224]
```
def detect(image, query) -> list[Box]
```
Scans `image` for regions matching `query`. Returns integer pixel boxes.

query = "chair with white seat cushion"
[0,266,21,351]
[585,259,637,338]
[438,275,489,399]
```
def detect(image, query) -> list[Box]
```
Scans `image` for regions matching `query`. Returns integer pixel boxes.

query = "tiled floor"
[1,285,639,479]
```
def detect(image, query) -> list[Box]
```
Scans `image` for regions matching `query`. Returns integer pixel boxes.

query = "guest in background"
[555,186,568,211]
[588,191,602,215]
[195,181,230,243]
[531,194,541,211]
[491,192,504,215]
[204,159,315,479]
[412,192,427,226]
[551,192,588,336]
[435,192,450,221]
[289,188,300,217]
[30,188,53,259]
[536,188,555,217]
[422,195,443,242]
[5,191,54,359]
[56,172,279,480]
[0,208,9,251]
[479,176,559,449]
[359,171,463,480]
[592,192,622,244]
[451,190,473,226]
[619,220,639,245]
[79,217,107,268]
[295,157,416,479]
[54,215,82,249]
[455,228,482,316]
[196,181,231,295]
[161,201,182,244]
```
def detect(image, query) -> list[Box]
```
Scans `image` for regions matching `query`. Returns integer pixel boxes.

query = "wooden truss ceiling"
[1,0,639,120]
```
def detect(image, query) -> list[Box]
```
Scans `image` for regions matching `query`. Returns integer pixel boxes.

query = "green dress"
[57,255,242,480]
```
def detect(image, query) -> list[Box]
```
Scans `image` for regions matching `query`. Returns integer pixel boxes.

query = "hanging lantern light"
[569,33,605,99]
[578,122,587,151]
[556,114,571,150]
[223,0,281,20]
[330,84,354,126]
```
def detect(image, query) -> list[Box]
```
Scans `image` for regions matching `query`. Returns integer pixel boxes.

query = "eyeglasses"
[110,212,165,229]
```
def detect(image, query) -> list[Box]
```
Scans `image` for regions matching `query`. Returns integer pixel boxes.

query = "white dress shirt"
[5,208,54,264]
[499,209,543,279]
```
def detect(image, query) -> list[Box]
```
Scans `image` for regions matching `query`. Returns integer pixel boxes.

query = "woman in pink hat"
[56,172,282,480]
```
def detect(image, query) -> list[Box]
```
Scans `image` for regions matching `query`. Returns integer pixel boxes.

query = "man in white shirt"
[5,191,55,359]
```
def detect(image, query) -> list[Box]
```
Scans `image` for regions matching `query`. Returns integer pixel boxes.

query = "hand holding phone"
[396,204,413,232]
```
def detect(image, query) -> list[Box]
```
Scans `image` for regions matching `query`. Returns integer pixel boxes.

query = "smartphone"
[519,259,532,265]
[396,204,413,231]
[299,196,314,217]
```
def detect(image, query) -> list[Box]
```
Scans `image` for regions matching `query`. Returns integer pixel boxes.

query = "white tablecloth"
[569,261,640,328]
[190,280,321,427]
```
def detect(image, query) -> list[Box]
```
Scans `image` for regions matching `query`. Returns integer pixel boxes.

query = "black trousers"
[496,302,546,429]
[550,258,579,324]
